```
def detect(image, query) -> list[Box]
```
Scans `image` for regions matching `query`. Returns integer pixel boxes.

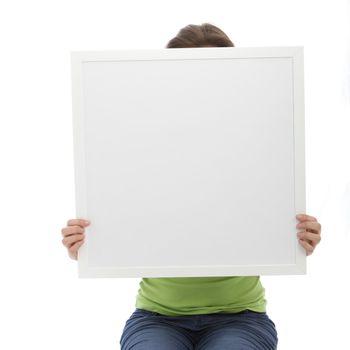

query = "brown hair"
[166,23,234,48]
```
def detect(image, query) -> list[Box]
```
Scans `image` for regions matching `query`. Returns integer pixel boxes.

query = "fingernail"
[85,220,90,225]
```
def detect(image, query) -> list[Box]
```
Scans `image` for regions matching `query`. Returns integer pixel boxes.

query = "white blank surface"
[71,47,306,277]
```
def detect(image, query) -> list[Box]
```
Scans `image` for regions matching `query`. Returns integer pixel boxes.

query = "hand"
[296,213,321,256]
[61,218,90,260]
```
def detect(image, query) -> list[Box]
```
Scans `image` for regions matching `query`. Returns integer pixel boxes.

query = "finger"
[61,225,84,237]
[69,241,84,259]
[67,218,90,227]
[297,231,321,245]
[62,234,85,248]
[296,213,317,222]
[296,221,321,233]
[298,239,315,256]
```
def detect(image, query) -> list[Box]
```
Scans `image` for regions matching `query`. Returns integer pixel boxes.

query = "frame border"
[70,47,306,278]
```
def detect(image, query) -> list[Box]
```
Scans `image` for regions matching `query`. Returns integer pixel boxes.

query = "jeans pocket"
[134,308,160,316]
[124,309,150,324]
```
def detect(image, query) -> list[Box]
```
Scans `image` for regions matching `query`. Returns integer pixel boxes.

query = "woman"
[61,23,322,350]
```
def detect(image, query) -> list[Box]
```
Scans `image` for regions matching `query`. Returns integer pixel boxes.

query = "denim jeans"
[120,308,278,349]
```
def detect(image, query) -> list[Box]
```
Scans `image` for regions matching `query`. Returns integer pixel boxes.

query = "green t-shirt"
[135,276,266,316]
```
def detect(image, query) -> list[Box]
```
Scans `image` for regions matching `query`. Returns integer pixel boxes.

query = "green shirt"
[135,276,267,316]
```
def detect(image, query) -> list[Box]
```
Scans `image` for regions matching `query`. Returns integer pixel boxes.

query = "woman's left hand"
[296,214,322,256]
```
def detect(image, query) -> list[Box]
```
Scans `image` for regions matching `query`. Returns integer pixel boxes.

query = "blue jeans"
[120,308,278,349]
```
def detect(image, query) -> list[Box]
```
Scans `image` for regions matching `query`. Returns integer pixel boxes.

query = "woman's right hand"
[61,218,90,260]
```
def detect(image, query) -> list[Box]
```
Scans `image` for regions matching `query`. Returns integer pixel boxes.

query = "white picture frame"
[70,46,306,278]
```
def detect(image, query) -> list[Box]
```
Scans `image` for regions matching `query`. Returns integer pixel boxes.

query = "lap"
[120,309,278,350]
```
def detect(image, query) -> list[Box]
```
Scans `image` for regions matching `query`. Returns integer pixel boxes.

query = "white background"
[0,1,349,349]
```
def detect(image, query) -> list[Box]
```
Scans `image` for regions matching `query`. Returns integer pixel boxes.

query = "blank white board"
[70,47,306,278]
